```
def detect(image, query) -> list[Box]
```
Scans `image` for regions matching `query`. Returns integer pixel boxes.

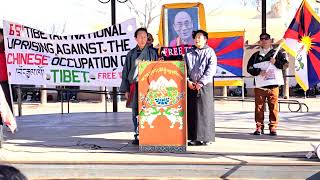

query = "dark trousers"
[254,87,279,130]
[187,84,215,142]
[0,81,13,125]
[132,108,139,140]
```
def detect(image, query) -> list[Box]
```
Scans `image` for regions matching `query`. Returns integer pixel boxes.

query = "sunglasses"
[260,37,270,40]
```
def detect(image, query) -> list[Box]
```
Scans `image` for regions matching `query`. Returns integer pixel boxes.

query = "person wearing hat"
[247,33,289,136]
[184,29,217,146]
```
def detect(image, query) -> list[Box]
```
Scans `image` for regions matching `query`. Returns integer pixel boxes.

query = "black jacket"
[247,49,288,76]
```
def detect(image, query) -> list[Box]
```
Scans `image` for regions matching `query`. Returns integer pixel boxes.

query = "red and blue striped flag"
[208,31,244,86]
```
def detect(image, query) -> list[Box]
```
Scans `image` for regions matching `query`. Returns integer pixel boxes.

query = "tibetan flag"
[282,0,320,91]
[208,31,244,86]
[0,86,16,133]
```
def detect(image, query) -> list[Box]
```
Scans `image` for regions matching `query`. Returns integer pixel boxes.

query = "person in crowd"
[184,30,217,146]
[0,28,14,148]
[247,33,289,136]
[147,33,158,54]
[120,27,158,145]
[0,164,28,180]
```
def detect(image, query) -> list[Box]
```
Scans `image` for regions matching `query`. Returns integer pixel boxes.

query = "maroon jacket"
[0,44,8,82]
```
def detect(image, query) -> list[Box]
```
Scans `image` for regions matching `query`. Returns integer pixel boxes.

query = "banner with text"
[160,45,192,61]
[3,19,136,87]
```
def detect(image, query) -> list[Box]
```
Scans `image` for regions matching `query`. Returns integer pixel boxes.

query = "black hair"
[0,165,28,180]
[192,30,208,39]
[259,33,271,39]
[134,27,148,38]
[0,28,3,35]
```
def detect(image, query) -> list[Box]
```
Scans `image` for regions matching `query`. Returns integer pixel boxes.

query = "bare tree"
[51,22,67,35]
[268,0,293,18]
[241,0,260,7]
[125,0,162,28]
[241,0,248,6]
[208,6,224,16]
[255,0,261,12]
[242,0,292,15]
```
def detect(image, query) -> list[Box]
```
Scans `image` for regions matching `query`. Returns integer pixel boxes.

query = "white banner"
[3,19,136,87]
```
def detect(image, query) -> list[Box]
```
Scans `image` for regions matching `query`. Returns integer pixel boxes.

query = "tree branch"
[124,0,162,28]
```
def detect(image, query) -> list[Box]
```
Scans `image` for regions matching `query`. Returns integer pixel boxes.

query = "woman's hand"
[195,83,203,91]
[187,80,196,90]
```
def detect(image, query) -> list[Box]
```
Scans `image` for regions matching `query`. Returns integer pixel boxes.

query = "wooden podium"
[138,61,187,152]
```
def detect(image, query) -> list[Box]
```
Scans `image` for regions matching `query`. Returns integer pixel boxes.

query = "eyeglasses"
[260,37,270,40]
[175,21,192,30]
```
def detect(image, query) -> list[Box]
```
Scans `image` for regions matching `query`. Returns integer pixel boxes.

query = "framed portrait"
[158,3,206,47]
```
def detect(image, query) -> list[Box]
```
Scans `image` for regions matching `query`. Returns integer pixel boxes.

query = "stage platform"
[1,104,320,179]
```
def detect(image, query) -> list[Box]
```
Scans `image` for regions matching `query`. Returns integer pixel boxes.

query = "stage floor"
[1,111,320,179]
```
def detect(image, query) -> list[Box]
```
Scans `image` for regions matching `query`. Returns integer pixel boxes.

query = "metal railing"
[214,96,309,113]
[13,86,125,116]
[12,74,312,116]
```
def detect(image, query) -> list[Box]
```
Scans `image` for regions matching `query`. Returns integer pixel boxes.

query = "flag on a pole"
[208,31,244,86]
[0,86,16,133]
[282,0,320,91]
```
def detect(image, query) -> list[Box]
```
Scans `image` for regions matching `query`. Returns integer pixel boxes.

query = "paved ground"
[0,99,319,179]
[12,97,320,115]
